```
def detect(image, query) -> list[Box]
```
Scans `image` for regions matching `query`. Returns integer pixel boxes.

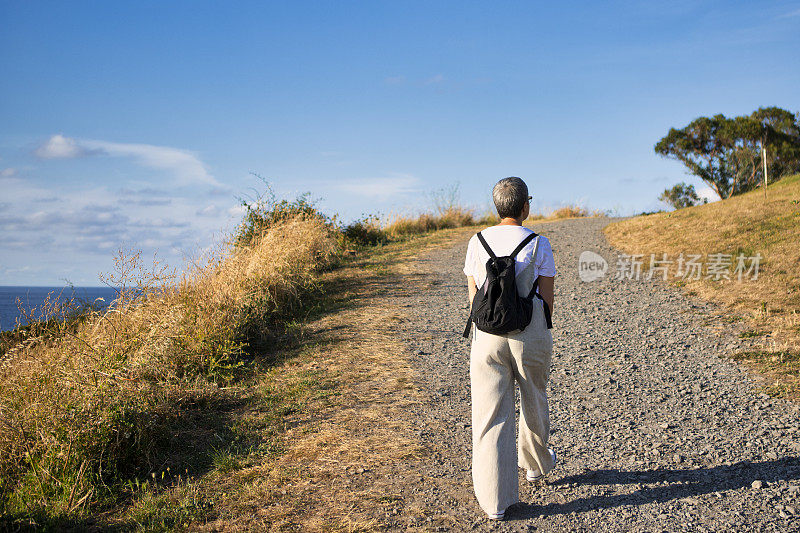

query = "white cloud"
[0,172,244,284]
[196,204,221,217]
[85,139,219,186]
[34,134,220,187]
[779,7,800,17]
[0,167,17,178]
[128,217,189,229]
[337,174,421,199]
[34,134,96,159]
[424,74,445,85]
[228,205,247,217]
[127,197,172,207]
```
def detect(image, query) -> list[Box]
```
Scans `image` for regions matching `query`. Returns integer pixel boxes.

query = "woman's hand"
[467,276,477,307]
[538,275,554,313]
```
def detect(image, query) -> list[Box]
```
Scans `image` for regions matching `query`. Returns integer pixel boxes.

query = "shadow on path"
[510,457,800,520]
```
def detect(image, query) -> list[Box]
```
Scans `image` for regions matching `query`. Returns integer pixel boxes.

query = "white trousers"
[469,300,554,515]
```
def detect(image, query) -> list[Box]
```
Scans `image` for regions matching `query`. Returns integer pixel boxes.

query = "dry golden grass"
[121,226,479,531]
[547,205,604,219]
[380,202,602,239]
[348,202,599,246]
[476,203,603,225]
[0,195,605,527]
[0,202,479,529]
[0,216,339,523]
[384,207,475,239]
[194,305,423,531]
[605,173,800,397]
[207,227,479,532]
[473,203,602,225]
[340,207,477,247]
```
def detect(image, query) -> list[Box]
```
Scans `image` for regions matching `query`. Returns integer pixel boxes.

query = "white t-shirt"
[463,225,557,293]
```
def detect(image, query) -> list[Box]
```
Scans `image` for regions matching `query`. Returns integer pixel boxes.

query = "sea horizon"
[0,285,120,332]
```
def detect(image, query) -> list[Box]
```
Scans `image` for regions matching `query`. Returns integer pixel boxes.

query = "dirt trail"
[379,217,800,532]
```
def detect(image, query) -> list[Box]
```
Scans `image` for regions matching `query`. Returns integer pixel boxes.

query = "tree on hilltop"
[752,106,800,180]
[655,107,800,199]
[658,182,702,209]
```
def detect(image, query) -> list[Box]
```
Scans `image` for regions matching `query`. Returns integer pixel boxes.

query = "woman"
[463,176,557,520]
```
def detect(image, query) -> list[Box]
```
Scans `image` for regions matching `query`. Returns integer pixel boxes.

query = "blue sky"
[1,1,798,285]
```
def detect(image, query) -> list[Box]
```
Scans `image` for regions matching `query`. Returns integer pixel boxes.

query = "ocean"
[0,286,120,332]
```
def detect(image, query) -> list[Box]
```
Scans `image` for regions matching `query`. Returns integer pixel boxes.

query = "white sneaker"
[486,510,505,520]
[526,448,557,482]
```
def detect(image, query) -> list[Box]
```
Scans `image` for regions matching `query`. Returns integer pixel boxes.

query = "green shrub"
[342,216,388,246]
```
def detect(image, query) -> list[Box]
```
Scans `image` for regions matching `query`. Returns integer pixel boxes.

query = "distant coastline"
[0,285,119,332]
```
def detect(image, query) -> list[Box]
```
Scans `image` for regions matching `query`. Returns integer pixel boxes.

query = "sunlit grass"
[0,197,339,524]
[605,173,800,397]
[0,181,610,527]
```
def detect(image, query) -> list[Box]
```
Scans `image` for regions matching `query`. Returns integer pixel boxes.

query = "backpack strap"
[475,232,496,259]
[465,232,493,339]
[529,277,553,329]
[463,311,472,338]
[524,234,552,329]
[510,232,538,259]
[523,234,542,291]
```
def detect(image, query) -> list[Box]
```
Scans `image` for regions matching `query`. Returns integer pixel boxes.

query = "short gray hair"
[492,177,529,219]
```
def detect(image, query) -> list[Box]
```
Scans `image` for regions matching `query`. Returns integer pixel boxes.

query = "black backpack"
[463,231,552,338]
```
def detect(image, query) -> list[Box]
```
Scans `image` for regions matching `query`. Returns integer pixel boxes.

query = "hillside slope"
[605,174,800,396]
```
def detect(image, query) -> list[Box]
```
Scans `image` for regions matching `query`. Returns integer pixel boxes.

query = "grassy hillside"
[0,196,484,528]
[605,174,800,397]
[0,213,342,523]
[0,191,601,528]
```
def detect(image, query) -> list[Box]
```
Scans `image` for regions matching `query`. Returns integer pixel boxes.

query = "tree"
[655,115,734,199]
[752,106,800,180]
[658,182,702,209]
[655,107,800,199]
[723,114,762,195]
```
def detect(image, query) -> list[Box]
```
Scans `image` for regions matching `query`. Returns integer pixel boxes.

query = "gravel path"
[389,217,800,532]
